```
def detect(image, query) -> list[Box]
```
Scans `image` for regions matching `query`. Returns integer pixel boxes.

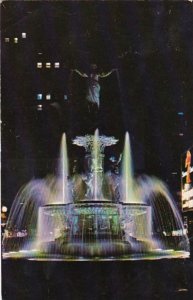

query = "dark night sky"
[1,1,193,208]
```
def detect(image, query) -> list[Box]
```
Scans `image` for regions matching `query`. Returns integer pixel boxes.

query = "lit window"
[5,38,10,43]
[37,62,42,68]
[22,32,27,38]
[46,94,51,100]
[64,95,68,101]
[54,62,60,68]
[37,94,43,100]
[37,104,43,111]
[46,62,51,68]
[14,37,18,43]
[179,133,184,136]
[177,112,184,116]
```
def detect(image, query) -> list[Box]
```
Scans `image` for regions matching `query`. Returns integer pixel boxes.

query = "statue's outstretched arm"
[72,69,88,78]
[99,69,117,78]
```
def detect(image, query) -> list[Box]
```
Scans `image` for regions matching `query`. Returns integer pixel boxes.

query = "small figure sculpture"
[72,64,116,111]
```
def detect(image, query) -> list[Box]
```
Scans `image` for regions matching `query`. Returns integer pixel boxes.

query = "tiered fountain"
[3,130,189,260]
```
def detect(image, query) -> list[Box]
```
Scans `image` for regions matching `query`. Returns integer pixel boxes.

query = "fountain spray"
[122,132,136,203]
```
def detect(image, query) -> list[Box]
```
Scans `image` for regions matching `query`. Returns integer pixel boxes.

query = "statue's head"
[90,64,98,72]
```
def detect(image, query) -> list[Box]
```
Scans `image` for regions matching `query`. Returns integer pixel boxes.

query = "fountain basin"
[33,202,153,258]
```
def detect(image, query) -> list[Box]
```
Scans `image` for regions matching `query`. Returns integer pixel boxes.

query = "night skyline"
[2,1,193,208]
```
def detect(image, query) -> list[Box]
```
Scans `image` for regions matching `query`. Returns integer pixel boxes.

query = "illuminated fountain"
[3,131,189,260]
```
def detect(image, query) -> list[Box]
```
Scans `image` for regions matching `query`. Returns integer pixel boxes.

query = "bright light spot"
[64,95,68,100]
[179,133,184,136]
[22,32,27,38]
[37,62,42,68]
[178,112,184,116]
[5,38,10,43]
[46,62,51,68]
[37,104,43,111]
[172,230,184,236]
[14,37,18,43]
[177,288,188,292]
[46,94,51,100]
[37,94,43,100]
[54,62,60,68]
[2,206,8,213]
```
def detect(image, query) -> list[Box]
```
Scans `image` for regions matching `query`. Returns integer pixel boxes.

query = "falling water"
[3,179,49,252]
[137,175,187,231]
[136,175,189,251]
[121,132,137,203]
[58,133,70,204]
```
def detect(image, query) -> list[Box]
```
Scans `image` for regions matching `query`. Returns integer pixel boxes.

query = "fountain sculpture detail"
[3,131,189,260]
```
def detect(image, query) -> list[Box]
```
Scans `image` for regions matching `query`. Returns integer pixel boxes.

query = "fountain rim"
[43,201,115,207]
[42,202,149,207]
[119,202,149,207]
